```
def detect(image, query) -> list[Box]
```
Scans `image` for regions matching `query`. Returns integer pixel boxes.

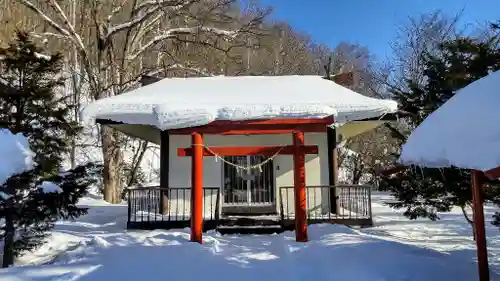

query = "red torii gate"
[172,116,336,243]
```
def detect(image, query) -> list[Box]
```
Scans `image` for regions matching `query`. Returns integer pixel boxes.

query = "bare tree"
[338,125,404,186]
[388,10,463,92]
[20,0,269,203]
[323,42,403,185]
[362,11,465,171]
[3,0,396,203]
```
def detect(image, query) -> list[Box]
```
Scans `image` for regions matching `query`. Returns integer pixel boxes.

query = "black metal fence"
[126,185,373,230]
[279,185,372,226]
[127,186,220,229]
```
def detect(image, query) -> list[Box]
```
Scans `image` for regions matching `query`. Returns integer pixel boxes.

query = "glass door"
[222,156,275,207]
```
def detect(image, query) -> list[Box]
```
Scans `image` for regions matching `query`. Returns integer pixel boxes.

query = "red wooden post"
[293,131,308,242]
[471,170,490,281]
[191,132,203,243]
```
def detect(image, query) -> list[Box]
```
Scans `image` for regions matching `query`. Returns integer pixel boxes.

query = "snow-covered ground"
[1,192,499,281]
[366,192,500,269]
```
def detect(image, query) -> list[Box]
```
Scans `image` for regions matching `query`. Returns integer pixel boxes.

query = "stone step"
[216,225,284,235]
[219,215,281,227]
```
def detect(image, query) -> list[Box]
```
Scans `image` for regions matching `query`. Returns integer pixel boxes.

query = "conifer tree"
[380,23,500,224]
[0,32,101,268]
[0,31,79,175]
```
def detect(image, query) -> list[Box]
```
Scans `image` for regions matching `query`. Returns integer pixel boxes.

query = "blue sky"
[260,0,500,60]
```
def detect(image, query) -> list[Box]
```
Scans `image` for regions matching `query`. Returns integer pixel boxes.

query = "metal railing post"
[127,189,132,228]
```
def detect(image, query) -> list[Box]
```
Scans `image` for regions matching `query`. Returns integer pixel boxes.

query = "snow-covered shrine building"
[82,75,398,242]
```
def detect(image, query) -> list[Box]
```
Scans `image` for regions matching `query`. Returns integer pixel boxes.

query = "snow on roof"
[81,75,398,131]
[399,70,500,171]
[0,129,35,187]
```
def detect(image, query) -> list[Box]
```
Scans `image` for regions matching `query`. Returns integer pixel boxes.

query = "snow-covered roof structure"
[399,70,500,172]
[82,75,398,131]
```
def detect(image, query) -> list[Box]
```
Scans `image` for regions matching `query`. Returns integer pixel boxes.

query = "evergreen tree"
[0,31,79,175]
[0,32,101,267]
[380,24,500,224]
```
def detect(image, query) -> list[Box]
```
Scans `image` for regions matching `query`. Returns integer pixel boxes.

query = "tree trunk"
[461,205,475,241]
[101,125,122,204]
[472,221,477,241]
[127,140,148,187]
[2,203,15,268]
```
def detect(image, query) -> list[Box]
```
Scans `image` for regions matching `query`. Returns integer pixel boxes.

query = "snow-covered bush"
[0,162,100,266]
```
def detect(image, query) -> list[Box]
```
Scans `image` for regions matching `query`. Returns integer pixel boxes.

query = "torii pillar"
[471,170,490,281]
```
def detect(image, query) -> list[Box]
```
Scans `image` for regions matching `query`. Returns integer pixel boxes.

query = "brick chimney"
[331,72,354,87]
[139,75,161,86]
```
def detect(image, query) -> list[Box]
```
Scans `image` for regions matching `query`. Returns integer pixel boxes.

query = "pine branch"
[384,122,407,142]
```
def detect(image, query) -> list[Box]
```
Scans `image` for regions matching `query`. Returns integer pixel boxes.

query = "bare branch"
[106,5,162,39]
[461,205,473,224]
[128,12,165,51]
[45,0,86,51]
[135,0,186,12]
[19,0,72,38]
[106,0,195,39]
[127,26,240,60]
[30,32,68,40]
[106,0,130,23]
[154,63,213,76]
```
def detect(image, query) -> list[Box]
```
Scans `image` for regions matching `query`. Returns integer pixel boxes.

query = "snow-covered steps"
[217,214,285,235]
[220,214,281,226]
[217,225,284,235]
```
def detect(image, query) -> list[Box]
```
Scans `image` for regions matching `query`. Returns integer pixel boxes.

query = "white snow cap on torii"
[81,75,398,130]
[399,70,500,172]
